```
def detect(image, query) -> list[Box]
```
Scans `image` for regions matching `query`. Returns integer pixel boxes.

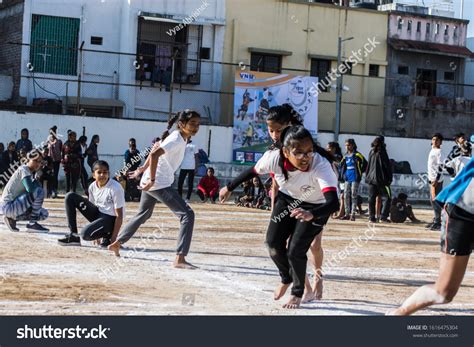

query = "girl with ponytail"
[226,125,339,309]
[109,110,201,269]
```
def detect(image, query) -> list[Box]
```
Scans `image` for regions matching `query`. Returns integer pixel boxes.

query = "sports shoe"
[369,217,377,223]
[185,199,190,204]
[3,216,19,232]
[26,222,49,233]
[339,215,350,220]
[380,218,391,224]
[99,238,111,248]
[58,234,81,246]
[430,223,441,231]
[350,214,356,222]
[425,222,434,229]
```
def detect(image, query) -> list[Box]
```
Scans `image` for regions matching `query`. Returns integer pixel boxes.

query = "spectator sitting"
[2,142,19,171]
[390,193,420,224]
[251,176,266,209]
[235,179,254,207]
[197,167,219,203]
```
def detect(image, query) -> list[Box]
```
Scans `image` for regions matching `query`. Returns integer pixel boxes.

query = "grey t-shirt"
[0,165,32,204]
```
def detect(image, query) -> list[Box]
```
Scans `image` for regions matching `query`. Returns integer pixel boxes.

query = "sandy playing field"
[1,199,473,316]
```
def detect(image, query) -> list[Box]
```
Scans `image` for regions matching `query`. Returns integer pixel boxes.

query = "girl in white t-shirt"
[58,160,125,247]
[224,125,339,308]
[109,110,201,269]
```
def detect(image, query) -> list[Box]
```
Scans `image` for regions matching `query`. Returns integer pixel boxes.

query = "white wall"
[0,111,460,176]
[317,132,456,174]
[0,111,233,176]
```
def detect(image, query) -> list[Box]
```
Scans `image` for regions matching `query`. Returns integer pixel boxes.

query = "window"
[369,64,379,77]
[136,18,203,85]
[453,26,458,38]
[29,14,80,75]
[426,23,431,35]
[397,17,403,30]
[435,23,440,34]
[398,65,409,75]
[344,62,353,75]
[444,25,449,35]
[417,21,421,33]
[310,59,331,92]
[444,71,455,80]
[250,53,282,73]
[90,36,103,45]
[407,20,412,32]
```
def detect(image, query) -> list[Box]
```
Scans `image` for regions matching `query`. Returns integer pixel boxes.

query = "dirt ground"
[0,199,473,316]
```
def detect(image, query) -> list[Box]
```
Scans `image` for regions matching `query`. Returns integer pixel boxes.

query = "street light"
[334,36,354,142]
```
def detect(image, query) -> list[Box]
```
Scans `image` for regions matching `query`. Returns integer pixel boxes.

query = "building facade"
[221,0,389,134]
[0,0,226,122]
[382,6,474,138]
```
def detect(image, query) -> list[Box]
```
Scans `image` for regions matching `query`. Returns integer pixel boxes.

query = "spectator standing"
[15,128,33,155]
[178,139,199,203]
[365,136,393,223]
[46,126,63,198]
[426,133,444,231]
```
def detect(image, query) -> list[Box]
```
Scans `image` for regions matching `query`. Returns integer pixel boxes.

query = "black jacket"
[365,148,392,186]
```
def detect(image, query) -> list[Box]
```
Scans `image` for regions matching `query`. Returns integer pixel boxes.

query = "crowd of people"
[0,127,101,199]
[0,107,472,314]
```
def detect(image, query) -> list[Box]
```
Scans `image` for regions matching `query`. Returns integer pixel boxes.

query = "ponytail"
[267,104,303,127]
[161,109,201,141]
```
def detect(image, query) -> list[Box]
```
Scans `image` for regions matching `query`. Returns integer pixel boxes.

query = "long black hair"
[267,104,303,126]
[328,141,343,158]
[345,138,357,152]
[278,125,333,180]
[161,109,201,141]
[371,136,386,154]
[267,104,303,150]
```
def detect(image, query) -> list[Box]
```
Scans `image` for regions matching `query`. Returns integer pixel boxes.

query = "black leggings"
[178,169,195,200]
[368,184,392,220]
[65,192,116,240]
[265,192,329,298]
[65,172,79,193]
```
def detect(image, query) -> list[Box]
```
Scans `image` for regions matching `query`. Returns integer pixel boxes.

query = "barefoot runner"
[222,125,339,308]
[108,110,200,270]
[388,157,474,315]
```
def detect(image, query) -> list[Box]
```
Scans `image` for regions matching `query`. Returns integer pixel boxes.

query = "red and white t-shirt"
[254,150,337,204]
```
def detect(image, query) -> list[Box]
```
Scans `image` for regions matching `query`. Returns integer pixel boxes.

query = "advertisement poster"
[233,71,318,164]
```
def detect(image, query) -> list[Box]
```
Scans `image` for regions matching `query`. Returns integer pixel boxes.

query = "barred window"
[29,14,80,76]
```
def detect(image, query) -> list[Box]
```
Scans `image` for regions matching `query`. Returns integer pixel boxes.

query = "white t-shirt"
[180,142,199,170]
[255,150,338,204]
[0,165,32,204]
[141,130,187,191]
[88,179,125,217]
[427,147,442,182]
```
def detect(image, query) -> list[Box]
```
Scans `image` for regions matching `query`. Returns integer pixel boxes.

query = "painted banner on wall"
[233,71,318,164]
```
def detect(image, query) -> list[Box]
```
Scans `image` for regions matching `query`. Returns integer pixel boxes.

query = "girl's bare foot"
[314,277,323,300]
[174,255,197,269]
[302,290,316,303]
[283,295,301,309]
[386,308,406,316]
[108,241,121,257]
[274,283,290,300]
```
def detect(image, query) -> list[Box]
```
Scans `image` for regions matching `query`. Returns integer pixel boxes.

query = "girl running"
[389,157,474,315]
[223,125,339,308]
[108,110,201,269]
[58,160,125,247]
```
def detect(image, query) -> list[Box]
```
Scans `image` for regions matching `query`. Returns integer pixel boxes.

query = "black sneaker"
[58,234,81,246]
[380,218,392,224]
[3,216,19,232]
[425,222,434,229]
[99,238,111,248]
[430,223,441,231]
[369,217,377,223]
[26,222,49,233]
